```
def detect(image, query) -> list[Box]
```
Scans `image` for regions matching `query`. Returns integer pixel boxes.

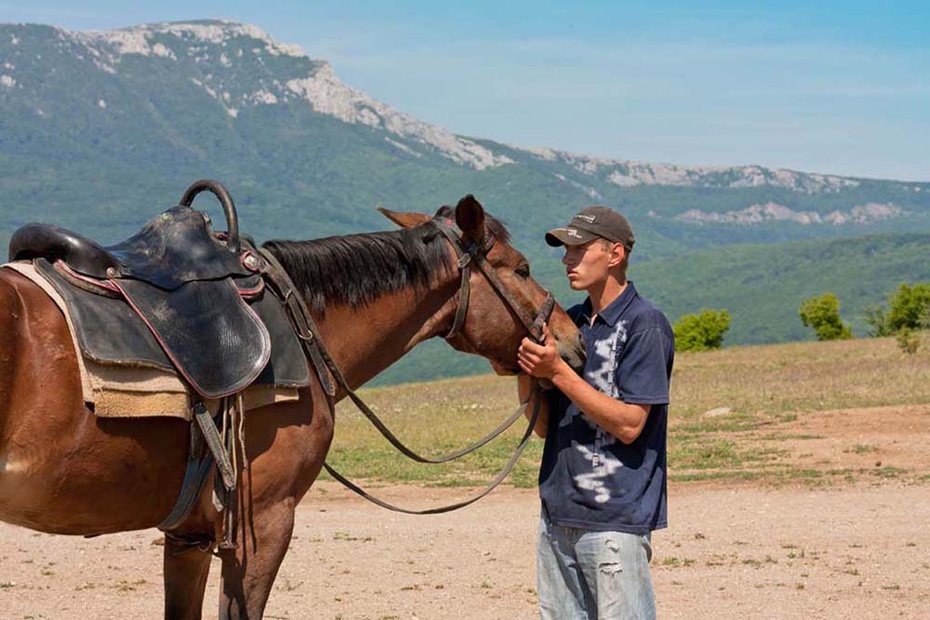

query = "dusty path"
[1,480,928,619]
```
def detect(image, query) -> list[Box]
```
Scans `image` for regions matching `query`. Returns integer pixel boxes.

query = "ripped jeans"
[537,514,655,619]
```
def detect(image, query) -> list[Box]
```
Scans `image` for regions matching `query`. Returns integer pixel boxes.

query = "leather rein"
[268,219,556,514]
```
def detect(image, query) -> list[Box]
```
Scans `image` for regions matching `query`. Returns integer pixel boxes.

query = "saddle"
[8,180,311,399]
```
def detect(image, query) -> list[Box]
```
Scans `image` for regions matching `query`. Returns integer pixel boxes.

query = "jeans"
[537,514,656,619]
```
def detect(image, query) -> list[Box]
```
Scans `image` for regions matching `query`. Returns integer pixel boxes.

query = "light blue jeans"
[537,514,656,619]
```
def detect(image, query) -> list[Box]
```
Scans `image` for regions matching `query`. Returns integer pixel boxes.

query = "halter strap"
[434,221,555,344]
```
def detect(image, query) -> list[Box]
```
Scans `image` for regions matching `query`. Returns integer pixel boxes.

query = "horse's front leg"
[163,533,214,620]
[216,497,297,619]
[213,388,332,619]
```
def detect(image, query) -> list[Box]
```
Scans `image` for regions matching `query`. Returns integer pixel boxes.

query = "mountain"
[1,20,928,385]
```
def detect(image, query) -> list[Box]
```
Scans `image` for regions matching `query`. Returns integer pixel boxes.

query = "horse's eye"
[515,264,531,278]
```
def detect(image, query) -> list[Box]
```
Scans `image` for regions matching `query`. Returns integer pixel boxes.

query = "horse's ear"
[455,194,486,243]
[377,207,432,229]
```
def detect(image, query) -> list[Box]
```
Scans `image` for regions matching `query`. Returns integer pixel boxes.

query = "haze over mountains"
[2,20,928,384]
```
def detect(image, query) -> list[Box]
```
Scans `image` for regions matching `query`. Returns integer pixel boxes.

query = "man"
[517,206,675,619]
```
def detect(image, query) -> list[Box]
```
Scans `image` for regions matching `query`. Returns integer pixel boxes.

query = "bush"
[673,309,730,352]
[799,293,853,341]
[887,283,930,332]
[897,327,921,355]
[865,282,930,337]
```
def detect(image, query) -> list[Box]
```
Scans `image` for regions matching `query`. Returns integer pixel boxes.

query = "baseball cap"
[545,206,635,250]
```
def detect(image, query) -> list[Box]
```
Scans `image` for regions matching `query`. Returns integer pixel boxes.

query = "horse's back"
[0,268,32,407]
[0,266,79,398]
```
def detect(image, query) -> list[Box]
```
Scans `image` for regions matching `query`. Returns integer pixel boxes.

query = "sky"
[2,1,928,181]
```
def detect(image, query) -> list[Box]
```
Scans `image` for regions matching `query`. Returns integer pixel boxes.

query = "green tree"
[673,309,731,352]
[865,282,930,337]
[799,293,853,341]
[887,283,930,332]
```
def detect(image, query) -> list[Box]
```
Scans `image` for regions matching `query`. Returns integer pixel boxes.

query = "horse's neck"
[313,279,459,390]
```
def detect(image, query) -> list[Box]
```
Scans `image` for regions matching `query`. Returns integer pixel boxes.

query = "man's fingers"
[517,349,538,365]
[520,337,546,355]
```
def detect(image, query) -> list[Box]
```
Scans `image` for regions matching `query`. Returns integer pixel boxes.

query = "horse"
[0,193,584,619]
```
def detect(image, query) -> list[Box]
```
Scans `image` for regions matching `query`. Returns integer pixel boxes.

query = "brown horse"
[0,195,583,618]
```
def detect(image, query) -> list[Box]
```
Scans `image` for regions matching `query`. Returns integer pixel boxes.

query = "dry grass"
[671,337,930,417]
[324,336,930,488]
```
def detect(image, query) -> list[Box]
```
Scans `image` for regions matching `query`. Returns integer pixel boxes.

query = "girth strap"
[157,401,238,535]
[157,416,213,532]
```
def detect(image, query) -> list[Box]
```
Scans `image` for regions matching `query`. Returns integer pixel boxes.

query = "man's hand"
[517,324,565,380]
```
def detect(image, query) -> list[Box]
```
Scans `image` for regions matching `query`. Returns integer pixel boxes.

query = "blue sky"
[3,1,928,181]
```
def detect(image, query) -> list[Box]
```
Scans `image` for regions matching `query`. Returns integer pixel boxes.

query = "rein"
[323,385,542,514]
[259,219,555,514]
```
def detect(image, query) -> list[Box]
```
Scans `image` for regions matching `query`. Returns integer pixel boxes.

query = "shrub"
[799,293,853,341]
[673,309,730,352]
[887,283,930,332]
[865,282,930,337]
[897,327,920,355]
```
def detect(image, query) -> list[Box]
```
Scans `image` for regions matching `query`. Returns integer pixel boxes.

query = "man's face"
[562,238,616,291]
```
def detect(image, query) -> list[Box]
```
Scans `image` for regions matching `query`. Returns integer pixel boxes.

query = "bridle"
[274,217,559,514]
[434,219,555,346]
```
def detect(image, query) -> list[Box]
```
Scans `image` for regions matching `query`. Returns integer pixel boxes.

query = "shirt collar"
[580,281,639,327]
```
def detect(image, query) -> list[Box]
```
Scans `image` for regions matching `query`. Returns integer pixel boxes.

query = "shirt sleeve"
[615,325,672,405]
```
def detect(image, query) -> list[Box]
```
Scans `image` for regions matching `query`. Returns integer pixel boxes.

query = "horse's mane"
[261,207,511,315]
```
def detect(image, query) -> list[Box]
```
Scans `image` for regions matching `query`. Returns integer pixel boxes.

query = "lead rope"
[322,378,543,515]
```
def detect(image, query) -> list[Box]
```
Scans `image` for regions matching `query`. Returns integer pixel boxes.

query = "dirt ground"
[2,405,929,619]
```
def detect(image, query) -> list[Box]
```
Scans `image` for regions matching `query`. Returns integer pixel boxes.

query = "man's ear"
[454,194,486,245]
[378,207,432,229]
[607,242,626,268]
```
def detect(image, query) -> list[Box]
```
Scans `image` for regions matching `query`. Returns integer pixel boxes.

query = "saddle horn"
[180,179,240,253]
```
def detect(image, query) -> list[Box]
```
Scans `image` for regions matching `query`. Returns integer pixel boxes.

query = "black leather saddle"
[9,180,310,399]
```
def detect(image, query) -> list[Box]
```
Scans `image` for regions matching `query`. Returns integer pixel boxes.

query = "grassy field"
[325,335,930,489]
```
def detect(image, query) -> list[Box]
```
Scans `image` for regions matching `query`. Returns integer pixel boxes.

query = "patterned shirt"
[539,281,675,534]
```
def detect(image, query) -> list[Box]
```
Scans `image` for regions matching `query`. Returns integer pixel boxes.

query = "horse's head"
[379,195,585,376]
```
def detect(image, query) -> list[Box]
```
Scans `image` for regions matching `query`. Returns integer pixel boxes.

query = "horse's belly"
[0,411,191,534]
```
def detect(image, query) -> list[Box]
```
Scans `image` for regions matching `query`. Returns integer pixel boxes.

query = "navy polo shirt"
[539,281,674,534]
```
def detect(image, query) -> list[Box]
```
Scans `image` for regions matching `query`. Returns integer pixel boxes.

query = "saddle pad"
[1,261,301,419]
[84,359,299,420]
[32,259,311,397]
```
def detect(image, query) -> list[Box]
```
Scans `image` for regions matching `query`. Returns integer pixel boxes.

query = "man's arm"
[518,326,650,444]
[517,374,550,438]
